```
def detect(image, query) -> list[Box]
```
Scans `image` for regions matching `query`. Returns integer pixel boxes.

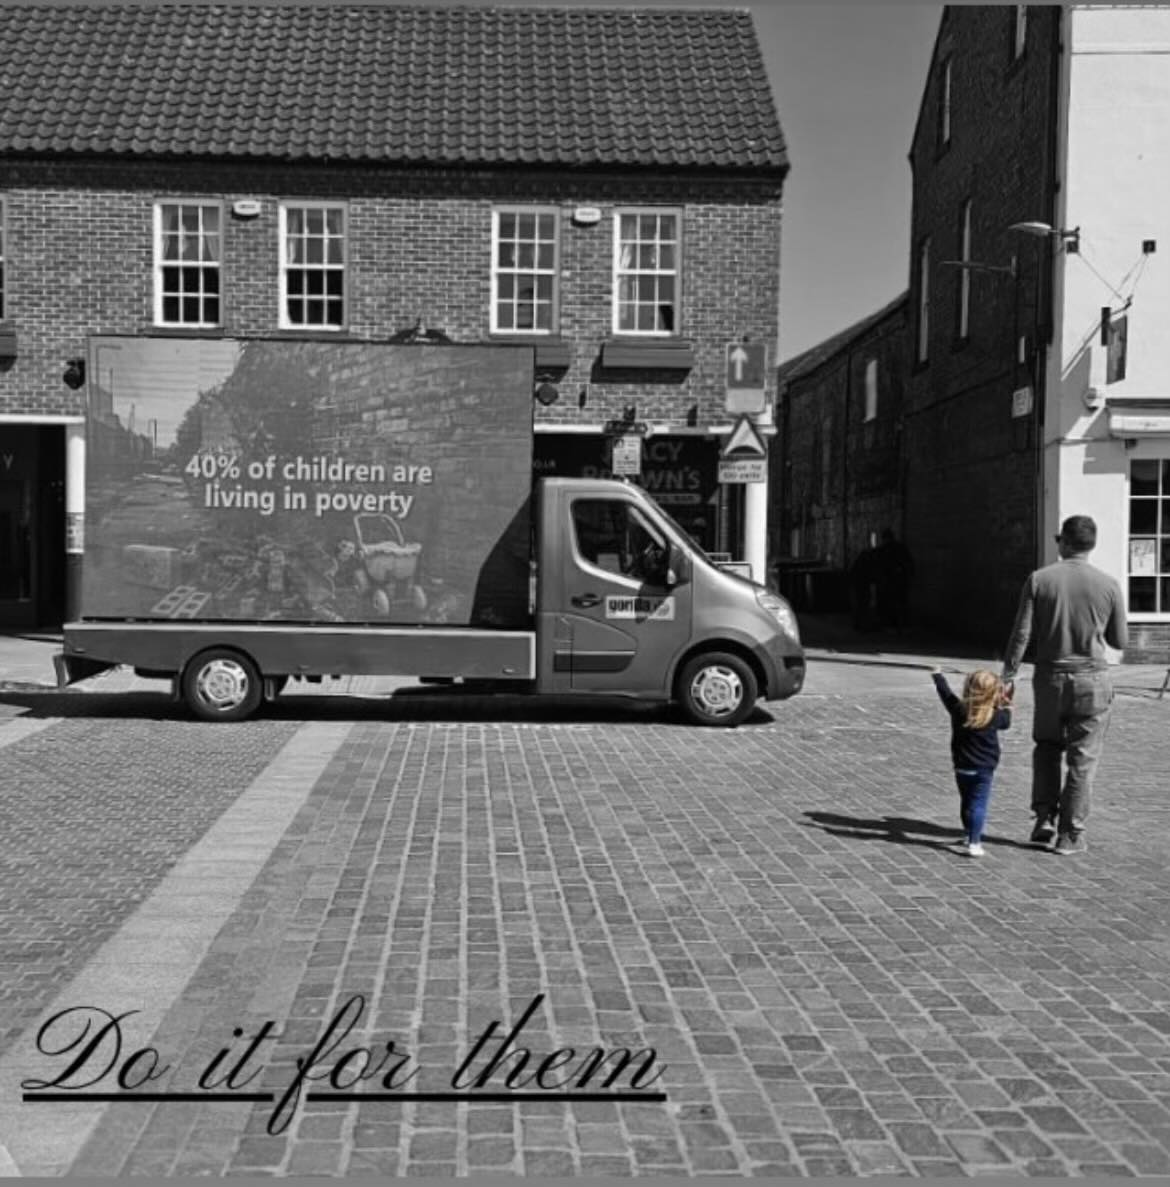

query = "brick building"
[0,3,787,628]
[906,4,1170,658]
[903,4,1063,644]
[770,294,908,612]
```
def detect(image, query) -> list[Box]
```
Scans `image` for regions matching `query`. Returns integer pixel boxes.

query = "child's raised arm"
[931,668,959,711]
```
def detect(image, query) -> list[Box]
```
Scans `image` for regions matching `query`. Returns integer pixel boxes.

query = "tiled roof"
[778,293,908,387]
[0,4,787,173]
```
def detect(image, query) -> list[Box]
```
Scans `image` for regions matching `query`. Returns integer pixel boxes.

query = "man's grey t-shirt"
[1003,556,1127,678]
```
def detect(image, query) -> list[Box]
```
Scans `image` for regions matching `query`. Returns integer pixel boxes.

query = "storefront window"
[1127,458,1170,613]
[154,203,222,326]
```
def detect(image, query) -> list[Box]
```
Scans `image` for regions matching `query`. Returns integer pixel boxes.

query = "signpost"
[725,341,767,413]
[718,414,768,484]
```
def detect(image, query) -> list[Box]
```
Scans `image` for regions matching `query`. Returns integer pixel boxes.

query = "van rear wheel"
[182,648,263,722]
[676,651,757,728]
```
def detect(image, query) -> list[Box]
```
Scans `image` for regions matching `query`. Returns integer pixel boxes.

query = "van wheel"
[676,651,758,727]
[182,649,263,722]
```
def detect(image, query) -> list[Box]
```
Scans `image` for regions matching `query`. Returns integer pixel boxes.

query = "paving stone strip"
[0,721,353,1177]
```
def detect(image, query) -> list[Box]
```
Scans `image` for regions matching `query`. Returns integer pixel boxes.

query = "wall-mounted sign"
[231,199,262,219]
[1011,385,1034,418]
[1106,314,1128,384]
[611,435,642,476]
[1130,538,1156,577]
[572,206,603,226]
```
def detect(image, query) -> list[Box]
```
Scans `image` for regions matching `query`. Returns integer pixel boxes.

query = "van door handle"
[571,593,602,608]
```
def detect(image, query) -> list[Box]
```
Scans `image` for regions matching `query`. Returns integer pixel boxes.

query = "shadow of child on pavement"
[803,811,1037,853]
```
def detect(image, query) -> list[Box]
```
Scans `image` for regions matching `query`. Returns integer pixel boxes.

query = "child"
[931,668,1012,857]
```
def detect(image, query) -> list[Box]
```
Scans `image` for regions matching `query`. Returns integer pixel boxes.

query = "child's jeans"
[954,768,995,844]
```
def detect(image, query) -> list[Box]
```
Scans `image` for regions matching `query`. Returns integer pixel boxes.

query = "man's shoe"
[1053,833,1088,856]
[1030,817,1056,845]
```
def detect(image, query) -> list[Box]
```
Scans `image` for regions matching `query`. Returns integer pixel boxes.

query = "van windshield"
[639,495,713,563]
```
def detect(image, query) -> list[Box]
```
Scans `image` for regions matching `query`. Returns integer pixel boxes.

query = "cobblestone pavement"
[0,662,1168,1177]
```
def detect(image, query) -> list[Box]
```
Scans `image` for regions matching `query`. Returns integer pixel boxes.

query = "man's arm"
[1002,576,1035,682]
[1105,581,1129,653]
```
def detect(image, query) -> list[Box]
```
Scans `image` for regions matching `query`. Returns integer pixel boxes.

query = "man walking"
[1002,515,1127,854]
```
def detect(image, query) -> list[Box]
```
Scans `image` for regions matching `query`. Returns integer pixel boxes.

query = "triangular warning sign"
[721,415,767,459]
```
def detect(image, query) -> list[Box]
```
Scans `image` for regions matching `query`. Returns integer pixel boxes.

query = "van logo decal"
[604,596,675,621]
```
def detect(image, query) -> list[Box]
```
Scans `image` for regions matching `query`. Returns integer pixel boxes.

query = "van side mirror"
[665,542,690,588]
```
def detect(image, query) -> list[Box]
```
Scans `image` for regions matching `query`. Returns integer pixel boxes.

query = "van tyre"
[676,651,757,728]
[182,649,263,722]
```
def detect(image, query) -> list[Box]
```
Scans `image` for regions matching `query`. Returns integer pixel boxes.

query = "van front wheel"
[182,649,263,722]
[676,651,758,728]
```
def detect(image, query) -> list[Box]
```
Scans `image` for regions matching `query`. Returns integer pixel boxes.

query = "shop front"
[533,431,741,557]
[0,423,66,629]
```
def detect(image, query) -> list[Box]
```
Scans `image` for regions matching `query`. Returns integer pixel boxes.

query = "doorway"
[0,425,65,630]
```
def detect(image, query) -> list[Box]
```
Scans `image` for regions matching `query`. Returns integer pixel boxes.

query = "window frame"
[612,207,682,337]
[1013,6,1028,60]
[278,201,348,331]
[938,56,953,150]
[570,495,668,587]
[1126,458,1170,619]
[490,206,560,336]
[863,358,879,422]
[957,198,973,341]
[153,201,224,329]
[916,237,931,365]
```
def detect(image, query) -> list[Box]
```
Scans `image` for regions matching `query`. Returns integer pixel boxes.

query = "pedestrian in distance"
[849,541,879,632]
[931,668,1013,857]
[1002,514,1127,856]
[874,528,914,633]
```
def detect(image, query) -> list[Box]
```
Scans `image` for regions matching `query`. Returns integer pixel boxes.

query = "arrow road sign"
[725,341,766,391]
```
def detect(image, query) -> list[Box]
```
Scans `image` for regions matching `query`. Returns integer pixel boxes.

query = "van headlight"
[756,590,800,641]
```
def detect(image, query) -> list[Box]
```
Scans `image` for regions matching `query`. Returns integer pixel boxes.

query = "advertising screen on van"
[82,338,534,627]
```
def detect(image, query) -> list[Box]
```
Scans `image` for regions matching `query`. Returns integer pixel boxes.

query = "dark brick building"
[0,3,786,627]
[904,4,1062,643]
[770,295,908,611]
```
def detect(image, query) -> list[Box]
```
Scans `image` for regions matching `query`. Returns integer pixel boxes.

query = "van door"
[561,493,692,694]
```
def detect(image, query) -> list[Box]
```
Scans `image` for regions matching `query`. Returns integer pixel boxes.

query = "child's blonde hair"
[962,669,1003,730]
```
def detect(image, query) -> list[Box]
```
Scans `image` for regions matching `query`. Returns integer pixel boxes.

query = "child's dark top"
[932,673,1011,770]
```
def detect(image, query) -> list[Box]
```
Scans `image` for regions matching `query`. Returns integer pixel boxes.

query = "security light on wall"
[63,358,86,389]
[1009,221,1081,253]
